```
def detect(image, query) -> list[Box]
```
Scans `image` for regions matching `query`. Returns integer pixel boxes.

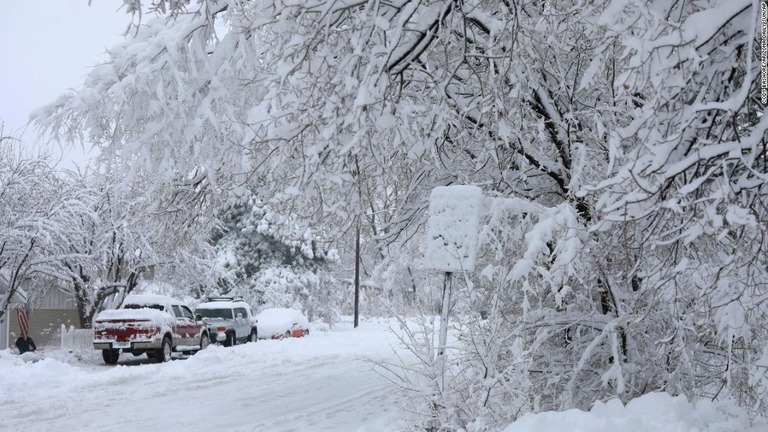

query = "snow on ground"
[1,318,766,432]
[0,319,412,432]
[503,393,768,432]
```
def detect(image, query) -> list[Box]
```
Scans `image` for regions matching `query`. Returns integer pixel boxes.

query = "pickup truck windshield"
[123,304,165,311]
[196,308,234,319]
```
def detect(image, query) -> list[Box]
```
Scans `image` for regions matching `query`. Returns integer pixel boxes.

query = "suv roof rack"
[206,296,245,302]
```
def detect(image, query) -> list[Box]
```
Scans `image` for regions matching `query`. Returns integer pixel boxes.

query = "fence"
[60,325,93,351]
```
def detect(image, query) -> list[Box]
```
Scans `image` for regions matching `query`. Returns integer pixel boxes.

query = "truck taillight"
[216,326,227,332]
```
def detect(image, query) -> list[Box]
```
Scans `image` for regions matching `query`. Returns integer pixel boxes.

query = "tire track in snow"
[235,364,403,432]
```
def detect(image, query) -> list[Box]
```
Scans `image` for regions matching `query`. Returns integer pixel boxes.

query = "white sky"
[0,1,128,168]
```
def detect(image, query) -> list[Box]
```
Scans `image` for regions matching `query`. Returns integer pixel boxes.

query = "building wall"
[2,283,82,350]
[6,287,82,349]
[33,287,78,310]
[0,313,9,351]
[9,309,82,348]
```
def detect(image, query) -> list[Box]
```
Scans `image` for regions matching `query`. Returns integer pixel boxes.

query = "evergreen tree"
[211,195,340,320]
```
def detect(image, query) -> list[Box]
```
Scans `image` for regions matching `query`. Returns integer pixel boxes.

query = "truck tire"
[102,349,119,365]
[156,337,172,363]
[198,333,210,351]
[248,329,258,343]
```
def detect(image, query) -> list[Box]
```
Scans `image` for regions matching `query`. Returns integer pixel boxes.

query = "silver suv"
[194,297,258,346]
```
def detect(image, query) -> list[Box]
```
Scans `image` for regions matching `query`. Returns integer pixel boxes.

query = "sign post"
[423,185,483,358]
[438,272,452,356]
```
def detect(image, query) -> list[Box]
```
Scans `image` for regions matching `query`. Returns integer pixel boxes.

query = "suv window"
[196,308,233,320]
[172,305,183,318]
[234,307,247,319]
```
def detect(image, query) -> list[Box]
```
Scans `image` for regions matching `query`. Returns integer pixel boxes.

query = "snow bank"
[0,349,77,386]
[502,393,758,432]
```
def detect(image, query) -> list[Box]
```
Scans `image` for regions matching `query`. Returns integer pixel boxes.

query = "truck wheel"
[156,337,172,363]
[198,333,210,351]
[102,349,119,365]
[248,329,258,343]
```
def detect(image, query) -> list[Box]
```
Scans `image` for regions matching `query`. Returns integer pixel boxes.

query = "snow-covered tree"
[591,0,768,413]
[0,142,91,321]
[35,167,219,327]
[30,0,768,428]
[211,195,339,318]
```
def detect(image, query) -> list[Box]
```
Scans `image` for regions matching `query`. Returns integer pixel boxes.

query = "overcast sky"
[0,1,128,168]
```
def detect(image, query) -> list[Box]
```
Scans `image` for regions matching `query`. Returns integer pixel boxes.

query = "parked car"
[93,294,209,364]
[195,297,258,346]
[256,308,310,339]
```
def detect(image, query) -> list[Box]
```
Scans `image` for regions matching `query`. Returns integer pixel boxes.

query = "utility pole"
[354,220,361,328]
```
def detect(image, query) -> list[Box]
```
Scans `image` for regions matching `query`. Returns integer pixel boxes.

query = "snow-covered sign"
[424,185,483,272]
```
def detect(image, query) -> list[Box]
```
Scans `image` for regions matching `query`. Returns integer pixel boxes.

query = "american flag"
[17,303,30,340]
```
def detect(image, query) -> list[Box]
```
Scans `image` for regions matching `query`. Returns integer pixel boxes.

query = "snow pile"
[503,393,759,432]
[0,350,74,385]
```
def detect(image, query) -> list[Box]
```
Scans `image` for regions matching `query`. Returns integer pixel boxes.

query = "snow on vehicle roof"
[255,308,308,337]
[256,307,298,317]
[196,301,246,309]
[123,294,177,306]
[95,308,172,322]
[256,308,307,323]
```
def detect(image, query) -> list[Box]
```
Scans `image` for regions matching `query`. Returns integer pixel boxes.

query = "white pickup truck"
[93,294,210,364]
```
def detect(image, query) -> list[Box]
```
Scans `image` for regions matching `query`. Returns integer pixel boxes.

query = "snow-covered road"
[0,320,412,432]
[7,316,762,432]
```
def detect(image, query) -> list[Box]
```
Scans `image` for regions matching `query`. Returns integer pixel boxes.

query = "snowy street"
[0,320,411,432]
[3,317,768,432]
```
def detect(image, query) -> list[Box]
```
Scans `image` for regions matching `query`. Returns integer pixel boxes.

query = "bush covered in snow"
[209,196,341,323]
